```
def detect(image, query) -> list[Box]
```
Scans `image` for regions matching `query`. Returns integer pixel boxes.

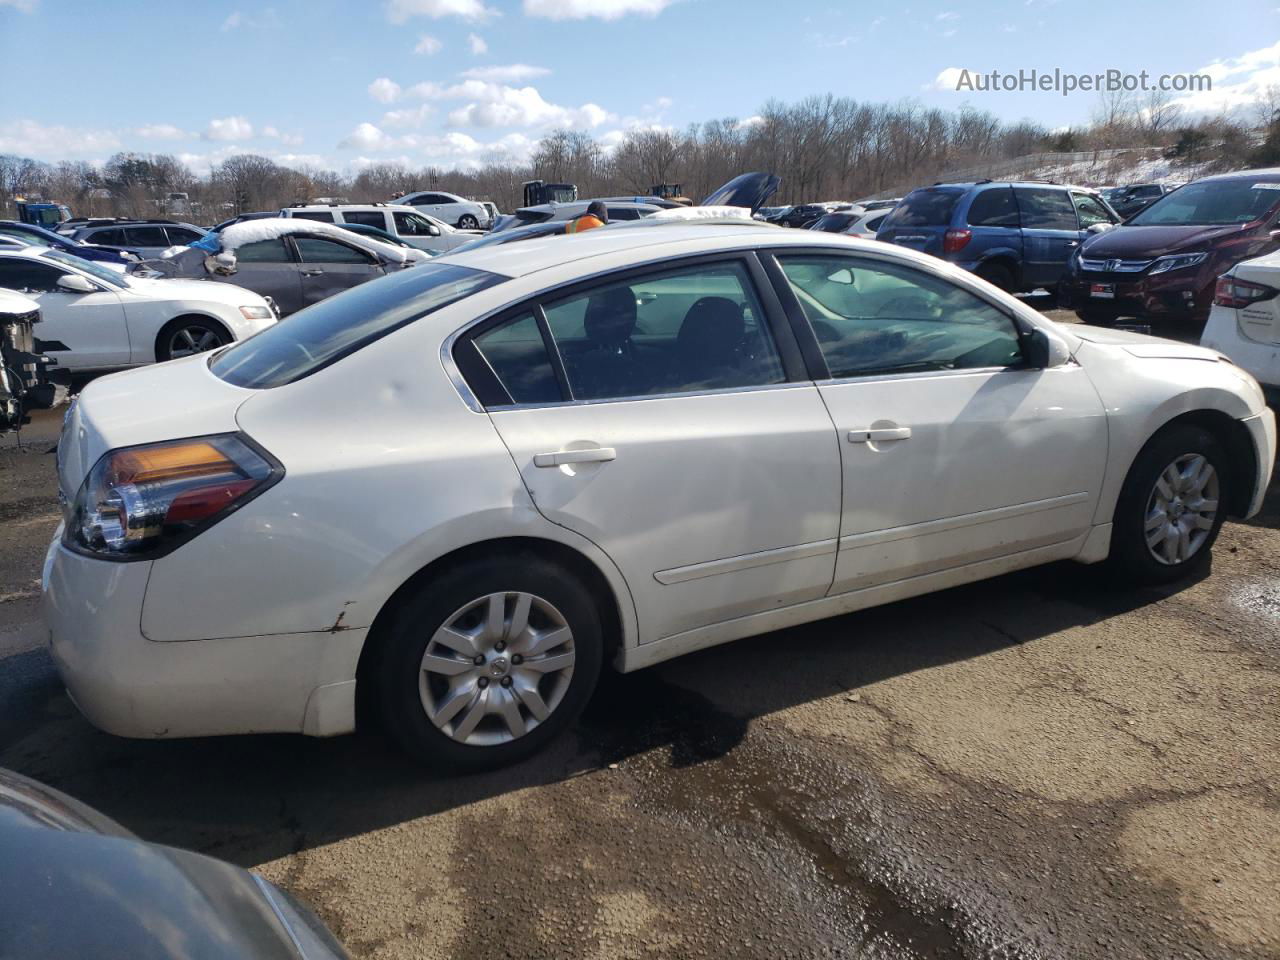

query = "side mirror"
[1023,326,1070,369]
[428,225,441,237]
[1087,222,1113,234]
[56,274,98,294]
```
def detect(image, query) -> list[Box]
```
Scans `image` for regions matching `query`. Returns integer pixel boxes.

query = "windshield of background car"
[880,188,962,227]
[210,261,505,389]
[41,250,129,288]
[1128,179,1280,226]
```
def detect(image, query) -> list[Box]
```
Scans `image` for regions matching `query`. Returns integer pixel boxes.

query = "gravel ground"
[2,328,1277,960]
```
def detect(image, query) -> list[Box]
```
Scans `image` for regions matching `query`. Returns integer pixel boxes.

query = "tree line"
[3,90,1278,224]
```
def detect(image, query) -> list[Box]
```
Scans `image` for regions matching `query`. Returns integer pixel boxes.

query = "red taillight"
[943,228,972,254]
[1214,275,1279,309]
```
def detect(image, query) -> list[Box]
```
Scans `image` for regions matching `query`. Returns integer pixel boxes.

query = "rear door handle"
[849,427,912,443]
[533,447,617,468]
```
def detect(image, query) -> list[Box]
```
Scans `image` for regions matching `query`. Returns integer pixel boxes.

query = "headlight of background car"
[66,434,281,559]
[1148,252,1208,275]
[239,305,274,320]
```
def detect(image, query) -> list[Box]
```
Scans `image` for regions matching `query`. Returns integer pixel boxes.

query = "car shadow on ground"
[0,553,1209,871]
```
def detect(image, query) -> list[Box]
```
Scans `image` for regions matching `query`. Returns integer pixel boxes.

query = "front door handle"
[533,447,617,468]
[300,269,323,277]
[849,427,912,443]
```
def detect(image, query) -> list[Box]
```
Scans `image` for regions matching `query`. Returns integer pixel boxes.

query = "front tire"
[1107,424,1229,585]
[156,317,229,362]
[456,214,479,230]
[377,554,603,771]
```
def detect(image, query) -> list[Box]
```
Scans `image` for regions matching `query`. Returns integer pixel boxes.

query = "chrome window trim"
[490,380,813,413]
[812,364,1028,388]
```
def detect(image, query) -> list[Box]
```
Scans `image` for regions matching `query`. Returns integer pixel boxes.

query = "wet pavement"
[2,372,1278,959]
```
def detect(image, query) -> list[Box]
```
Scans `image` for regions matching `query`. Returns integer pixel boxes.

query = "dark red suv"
[1062,169,1280,326]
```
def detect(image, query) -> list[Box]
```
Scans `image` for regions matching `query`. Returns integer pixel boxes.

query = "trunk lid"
[57,353,254,498]
[700,172,780,213]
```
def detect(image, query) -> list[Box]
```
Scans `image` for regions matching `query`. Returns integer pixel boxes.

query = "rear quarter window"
[882,190,961,228]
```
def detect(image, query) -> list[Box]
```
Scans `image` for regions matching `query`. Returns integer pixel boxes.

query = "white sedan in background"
[1201,249,1280,398]
[394,190,492,229]
[44,226,1274,772]
[0,245,275,371]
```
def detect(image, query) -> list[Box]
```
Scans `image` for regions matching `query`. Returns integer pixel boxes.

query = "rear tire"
[1107,424,1230,585]
[975,261,1015,292]
[376,553,603,771]
[457,214,479,230]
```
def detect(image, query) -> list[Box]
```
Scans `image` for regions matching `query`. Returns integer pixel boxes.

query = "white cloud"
[1173,39,1280,115]
[935,10,959,20]
[385,0,497,22]
[467,32,488,54]
[340,123,399,151]
[522,0,675,19]
[460,63,550,82]
[736,115,764,129]
[0,0,39,11]
[369,77,404,103]
[0,119,120,159]
[262,125,305,145]
[135,123,192,140]
[414,33,443,54]
[381,105,435,128]
[204,115,254,140]
[220,10,242,30]
[927,66,968,92]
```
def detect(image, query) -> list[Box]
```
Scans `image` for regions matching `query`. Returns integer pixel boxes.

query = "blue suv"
[875,181,1120,293]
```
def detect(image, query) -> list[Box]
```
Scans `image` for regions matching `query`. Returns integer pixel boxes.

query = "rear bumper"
[1201,307,1280,390]
[41,532,363,739]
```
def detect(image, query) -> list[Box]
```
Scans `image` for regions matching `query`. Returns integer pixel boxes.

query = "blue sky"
[2,0,1278,173]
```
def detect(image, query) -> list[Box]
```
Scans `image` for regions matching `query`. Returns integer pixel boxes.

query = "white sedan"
[394,190,492,229]
[43,225,1274,770]
[1201,249,1280,397]
[0,246,276,372]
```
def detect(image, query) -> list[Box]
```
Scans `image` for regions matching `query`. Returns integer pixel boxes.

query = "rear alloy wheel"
[457,214,479,229]
[158,318,228,361]
[378,555,603,770]
[1108,424,1229,584]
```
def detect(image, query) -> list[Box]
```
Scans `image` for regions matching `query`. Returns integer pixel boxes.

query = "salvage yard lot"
[2,381,1278,960]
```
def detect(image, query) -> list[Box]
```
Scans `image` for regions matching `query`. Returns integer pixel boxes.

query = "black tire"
[155,316,229,362]
[975,261,1015,292]
[1075,307,1115,326]
[376,553,604,771]
[457,214,479,230]
[1107,424,1230,585]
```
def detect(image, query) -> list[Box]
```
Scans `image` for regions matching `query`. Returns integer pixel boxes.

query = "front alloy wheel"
[419,592,576,746]
[166,322,226,359]
[1144,454,1219,566]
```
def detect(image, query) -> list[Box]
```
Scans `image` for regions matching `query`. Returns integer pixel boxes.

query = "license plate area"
[1089,283,1115,299]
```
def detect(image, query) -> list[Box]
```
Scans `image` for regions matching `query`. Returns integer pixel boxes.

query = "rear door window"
[342,211,387,228]
[88,228,126,246]
[1014,189,1079,230]
[291,211,336,223]
[471,312,561,405]
[966,189,1020,227]
[235,239,293,263]
[881,189,961,227]
[125,226,171,247]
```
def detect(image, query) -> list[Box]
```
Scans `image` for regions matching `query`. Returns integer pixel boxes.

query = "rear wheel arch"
[974,256,1019,291]
[355,537,626,731]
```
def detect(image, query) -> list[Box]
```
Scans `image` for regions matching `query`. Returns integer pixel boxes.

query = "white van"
[280,204,482,254]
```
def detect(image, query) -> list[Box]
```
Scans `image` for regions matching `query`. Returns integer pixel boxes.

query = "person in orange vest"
[565,200,609,234]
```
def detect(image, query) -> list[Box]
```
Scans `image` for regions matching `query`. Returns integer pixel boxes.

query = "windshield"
[42,249,129,288]
[210,261,505,389]
[811,213,855,232]
[1128,179,1280,227]
[880,188,962,228]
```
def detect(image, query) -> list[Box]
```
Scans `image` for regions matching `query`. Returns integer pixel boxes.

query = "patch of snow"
[214,218,427,263]
[646,205,763,223]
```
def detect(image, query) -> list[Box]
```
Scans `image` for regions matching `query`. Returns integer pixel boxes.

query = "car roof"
[1195,167,1280,183]
[442,222,898,279]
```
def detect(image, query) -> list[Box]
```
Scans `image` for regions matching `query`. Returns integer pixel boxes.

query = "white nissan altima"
[43,224,1275,769]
